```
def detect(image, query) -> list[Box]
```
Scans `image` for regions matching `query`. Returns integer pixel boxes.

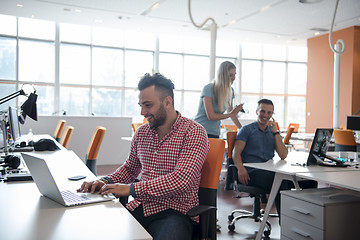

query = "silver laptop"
[21,150,115,206]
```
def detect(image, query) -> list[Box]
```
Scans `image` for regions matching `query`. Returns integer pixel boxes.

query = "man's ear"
[164,96,172,107]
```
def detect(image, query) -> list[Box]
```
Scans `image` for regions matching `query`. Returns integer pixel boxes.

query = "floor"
[97,163,281,240]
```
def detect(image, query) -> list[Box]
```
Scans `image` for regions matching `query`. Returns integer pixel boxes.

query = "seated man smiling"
[77,73,209,240]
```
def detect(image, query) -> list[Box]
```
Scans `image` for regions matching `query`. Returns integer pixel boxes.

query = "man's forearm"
[274,134,288,159]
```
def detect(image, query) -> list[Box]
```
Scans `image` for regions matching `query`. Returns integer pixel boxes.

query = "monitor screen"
[347,116,360,131]
[8,107,21,142]
[307,128,333,166]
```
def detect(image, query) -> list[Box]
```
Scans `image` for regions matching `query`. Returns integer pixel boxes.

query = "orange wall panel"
[306,26,360,133]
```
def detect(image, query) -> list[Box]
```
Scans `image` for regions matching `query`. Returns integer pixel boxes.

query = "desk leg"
[291,175,301,190]
[255,173,301,240]
[255,173,285,240]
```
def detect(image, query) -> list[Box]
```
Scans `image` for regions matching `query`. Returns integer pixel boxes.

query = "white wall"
[22,116,132,166]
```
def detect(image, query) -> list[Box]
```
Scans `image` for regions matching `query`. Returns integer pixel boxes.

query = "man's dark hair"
[138,73,175,103]
[257,98,274,109]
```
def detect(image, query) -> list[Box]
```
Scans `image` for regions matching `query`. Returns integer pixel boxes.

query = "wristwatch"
[273,131,280,136]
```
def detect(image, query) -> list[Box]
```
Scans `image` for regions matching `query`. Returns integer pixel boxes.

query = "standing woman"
[194,61,243,138]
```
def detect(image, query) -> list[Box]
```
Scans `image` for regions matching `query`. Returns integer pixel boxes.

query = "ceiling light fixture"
[141,1,165,16]
[260,6,271,12]
[299,0,323,3]
[228,20,236,26]
[151,2,160,10]
[16,4,23,7]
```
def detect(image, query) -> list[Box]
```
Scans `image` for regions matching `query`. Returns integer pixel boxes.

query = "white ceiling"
[1,0,359,46]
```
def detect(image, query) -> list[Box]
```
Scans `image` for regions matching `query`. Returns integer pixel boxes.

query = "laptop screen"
[8,106,21,142]
[347,116,360,131]
[307,128,333,166]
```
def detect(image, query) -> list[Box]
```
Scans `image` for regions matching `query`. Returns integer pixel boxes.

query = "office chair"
[59,125,74,148]
[225,131,274,237]
[275,122,280,131]
[333,129,357,152]
[53,119,66,142]
[85,126,106,176]
[287,123,299,133]
[187,138,225,240]
[131,123,143,133]
[224,124,238,132]
[284,126,295,151]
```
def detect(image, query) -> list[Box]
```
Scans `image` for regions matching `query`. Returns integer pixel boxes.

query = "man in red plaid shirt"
[78,73,210,240]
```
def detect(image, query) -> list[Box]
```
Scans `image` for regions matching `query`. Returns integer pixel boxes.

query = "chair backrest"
[333,129,356,151]
[199,138,225,191]
[198,138,225,240]
[275,122,280,131]
[86,126,106,160]
[53,120,66,142]
[60,126,74,148]
[287,123,299,133]
[131,123,143,133]
[227,131,237,159]
[284,126,295,144]
[224,124,238,132]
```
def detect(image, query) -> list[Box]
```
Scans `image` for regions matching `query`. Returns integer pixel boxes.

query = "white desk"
[289,132,314,142]
[0,182,152,240]
[296,171,360,192]
[0,149,152,240]
[244,151,360,240]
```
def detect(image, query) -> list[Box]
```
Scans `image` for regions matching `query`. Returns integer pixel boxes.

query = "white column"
[333,42,341,129]
[209,22,217,82]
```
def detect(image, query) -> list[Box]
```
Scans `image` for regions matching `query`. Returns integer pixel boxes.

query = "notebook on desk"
[306,128,349,167]
[21,151,115,207]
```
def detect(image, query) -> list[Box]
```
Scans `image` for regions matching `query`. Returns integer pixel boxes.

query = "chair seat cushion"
[237,184,269,195]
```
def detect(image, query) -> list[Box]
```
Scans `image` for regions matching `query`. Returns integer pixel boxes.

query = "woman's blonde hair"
[213,61,235,112]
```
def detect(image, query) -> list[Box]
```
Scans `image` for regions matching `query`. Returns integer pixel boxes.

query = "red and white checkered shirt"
[108,113,209,217]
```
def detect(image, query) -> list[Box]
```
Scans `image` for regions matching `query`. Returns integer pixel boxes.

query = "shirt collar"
[253,121,271,133]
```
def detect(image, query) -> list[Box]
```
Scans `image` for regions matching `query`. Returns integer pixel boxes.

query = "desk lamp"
[0,85,38,163]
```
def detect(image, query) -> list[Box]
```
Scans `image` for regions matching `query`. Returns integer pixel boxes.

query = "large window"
[0,14,308,129]
[0,37,16,81]
[240,44,307,129]
[19,39,55,83]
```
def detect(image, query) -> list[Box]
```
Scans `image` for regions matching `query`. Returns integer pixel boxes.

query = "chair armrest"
[186,205,216,218]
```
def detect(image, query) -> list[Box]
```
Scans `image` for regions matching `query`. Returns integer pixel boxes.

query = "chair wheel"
[228,214,234,221]
[264,230,271,237]
[228,224,235,231]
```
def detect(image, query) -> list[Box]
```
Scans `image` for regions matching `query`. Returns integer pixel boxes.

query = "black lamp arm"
[0,90,26,105]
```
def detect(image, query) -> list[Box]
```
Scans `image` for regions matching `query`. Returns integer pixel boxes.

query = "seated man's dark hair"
[138,73,175,102]
[258,98,274,108]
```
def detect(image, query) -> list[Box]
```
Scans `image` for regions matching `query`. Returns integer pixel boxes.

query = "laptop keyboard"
[61,190,91,203]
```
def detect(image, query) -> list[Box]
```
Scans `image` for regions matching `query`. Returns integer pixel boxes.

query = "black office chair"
[227,165,273,237]
[225,131,275,238]
[333,129,357,152]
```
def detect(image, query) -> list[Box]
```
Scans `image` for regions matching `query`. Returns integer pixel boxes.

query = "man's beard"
[148,104,167,129]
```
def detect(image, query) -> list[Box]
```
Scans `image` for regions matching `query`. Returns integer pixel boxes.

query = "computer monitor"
[307,128,333,166]
[8,107,21,142]
[346,116,360,131]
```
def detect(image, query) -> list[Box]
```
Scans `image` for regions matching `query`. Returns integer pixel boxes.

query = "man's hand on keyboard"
[98,183,130,198]
[77,180,105,194]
